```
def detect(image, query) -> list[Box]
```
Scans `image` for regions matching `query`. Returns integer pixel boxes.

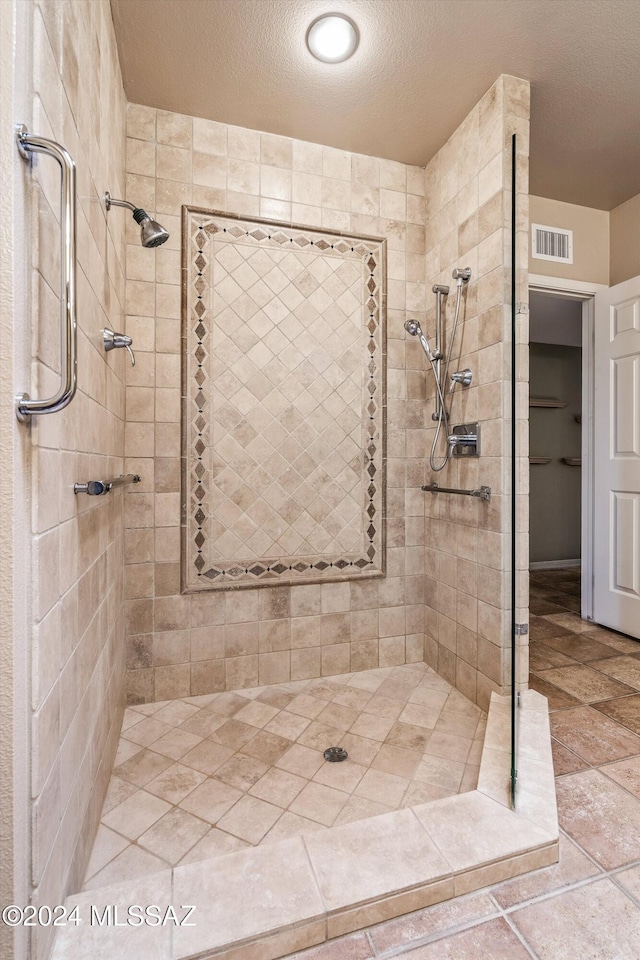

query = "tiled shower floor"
[84,663,485,890]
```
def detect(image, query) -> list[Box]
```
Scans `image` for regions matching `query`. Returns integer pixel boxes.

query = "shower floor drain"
[323,746,348,762]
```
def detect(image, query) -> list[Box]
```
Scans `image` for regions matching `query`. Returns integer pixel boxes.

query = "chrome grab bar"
[15,125,77,422]
[74,474,141,496]
[422,482,491,501]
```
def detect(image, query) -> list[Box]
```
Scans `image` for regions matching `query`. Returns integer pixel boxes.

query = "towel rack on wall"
[15,125,78,422]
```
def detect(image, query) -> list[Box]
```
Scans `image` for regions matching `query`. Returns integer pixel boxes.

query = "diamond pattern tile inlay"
[183,209,386,589]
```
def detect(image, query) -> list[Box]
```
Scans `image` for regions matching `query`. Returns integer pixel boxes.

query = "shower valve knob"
[451,368,473,387]
[103,328,136,366]
[448,422,481,457]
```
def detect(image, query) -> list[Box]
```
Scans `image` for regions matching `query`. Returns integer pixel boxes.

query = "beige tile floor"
[84,663,485,890]
[279,569,640,960]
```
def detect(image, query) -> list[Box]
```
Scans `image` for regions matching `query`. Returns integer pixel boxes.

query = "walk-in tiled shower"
[8,4,534,957]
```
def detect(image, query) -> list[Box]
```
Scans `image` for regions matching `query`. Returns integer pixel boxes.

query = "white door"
[593,275,640,638]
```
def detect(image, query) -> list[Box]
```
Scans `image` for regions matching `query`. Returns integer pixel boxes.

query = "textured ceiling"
[110,0,640,210]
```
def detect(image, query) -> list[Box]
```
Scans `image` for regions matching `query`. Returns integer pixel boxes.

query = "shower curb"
[50,691,558,960]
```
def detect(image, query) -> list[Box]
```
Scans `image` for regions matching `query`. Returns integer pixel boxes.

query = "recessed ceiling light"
[306,13,359,63]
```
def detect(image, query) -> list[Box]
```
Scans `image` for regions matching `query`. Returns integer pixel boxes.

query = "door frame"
[528,274,609,621]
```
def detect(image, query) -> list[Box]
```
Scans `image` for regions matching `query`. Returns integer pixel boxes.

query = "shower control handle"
[451,368,473,387]
[447,422,481,457]
[103,328,136,366]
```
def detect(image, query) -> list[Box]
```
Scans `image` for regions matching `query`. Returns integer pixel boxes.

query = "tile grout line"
[555,830,640,894]
[552,754,640,808]
[372,909,502,959]
[502,911,542,959]
[299,832,330,947]
[554,826,607,875]
[363,929,379,958]
[594,762,640,806]
[532,673,638,698]
[549,734,588,769]
[500,872,608,915]
[607,867,640,910]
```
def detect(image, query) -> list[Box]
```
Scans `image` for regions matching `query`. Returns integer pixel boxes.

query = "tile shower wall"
[123,106,429,702]
[421,76,530,707]
[27,1,126,954]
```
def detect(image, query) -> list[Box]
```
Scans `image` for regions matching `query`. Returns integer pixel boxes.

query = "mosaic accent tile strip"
[182,209,386,590]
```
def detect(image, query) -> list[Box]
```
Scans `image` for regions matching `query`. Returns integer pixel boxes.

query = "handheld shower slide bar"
[405,267,472,471]
[15,126,78,422]
[431,284,449,421]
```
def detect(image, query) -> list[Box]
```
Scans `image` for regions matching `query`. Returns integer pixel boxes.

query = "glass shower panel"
[510,129,529,808]
[509,132,519,806]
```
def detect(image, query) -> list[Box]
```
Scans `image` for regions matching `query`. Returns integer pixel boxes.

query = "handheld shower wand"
[403,319,438,362]
[404,317,451,419]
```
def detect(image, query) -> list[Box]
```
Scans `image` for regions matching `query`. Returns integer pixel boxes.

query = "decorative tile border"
[181,208,386,591]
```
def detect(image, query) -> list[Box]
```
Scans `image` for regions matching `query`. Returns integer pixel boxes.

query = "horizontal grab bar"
[422,482,491,501]
[15,125,78,421]
[74,474,141,496]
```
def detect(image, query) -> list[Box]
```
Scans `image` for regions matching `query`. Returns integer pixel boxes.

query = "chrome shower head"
[136,211,170,248]
[104,192,170,247]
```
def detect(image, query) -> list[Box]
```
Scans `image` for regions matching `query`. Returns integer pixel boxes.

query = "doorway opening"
[529,292,582,570]
[529,291,584,606]
[527,278,600,623]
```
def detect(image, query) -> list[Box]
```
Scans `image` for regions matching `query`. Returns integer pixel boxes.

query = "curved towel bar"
[15,125,78,422]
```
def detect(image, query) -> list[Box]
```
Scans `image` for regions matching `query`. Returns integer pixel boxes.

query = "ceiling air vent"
[531,223,573,263]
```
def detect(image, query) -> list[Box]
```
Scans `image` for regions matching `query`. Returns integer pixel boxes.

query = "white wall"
[529,195,609,285]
